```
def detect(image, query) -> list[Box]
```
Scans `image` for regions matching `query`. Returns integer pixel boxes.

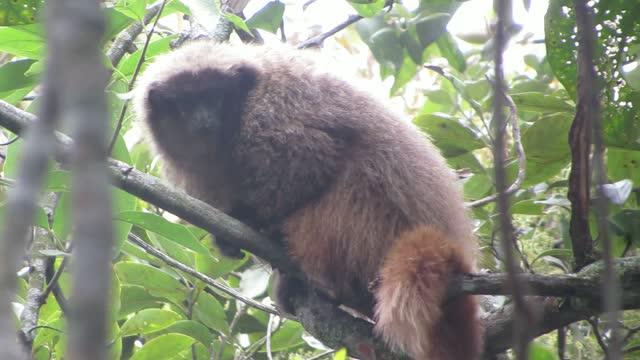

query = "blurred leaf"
[130,334,195,360]
[115,262,187,303]
[225,12,250,33]
[544,0,576,98]
[607,148,640,185]
[121,309,183,336]
[510,92,574,113]
[435,33,466,72]
[601,179,633,205]
[528,341,558,360]
[511,199,544,215]
[245,1,284,33]
[148,320,214,347]
[333,348,348,360]
[368,27,404,72]
[116,211,210,254]
[192,291,229,335]
[530,249,573,266]
[349,0,385,17]
[105,7,136,42]
[238,266,270,298]
[117,35,177,78]
[413,12,450,48]
[463,174,492,200]
[0,59,36,103]
[260,321,305,352]
[119,285,164,318]
[0,23,44,58]
[521,113,572,184]
[0,0,43,26]
[114,0,147,20]
[414,113,484,157]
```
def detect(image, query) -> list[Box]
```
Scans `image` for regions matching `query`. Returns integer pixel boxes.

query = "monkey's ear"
[228,64,258,93]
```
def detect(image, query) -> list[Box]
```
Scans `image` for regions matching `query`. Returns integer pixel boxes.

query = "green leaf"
[259,321,304,352]
[528,341,558,360]
[607,148,640,185]
[333,348,348,360]
[121,309,183,336]
[510,92,574,113]
[115,262,187,303]
[463,174,492,200]
[118,285,164,318]
[368,27,404,73]
[116,211,210,254]
[193,291,229,335]
[0,59,36,103]
[349,0,385,17]
[530,249,573,266]
[110,135,136,254]
[0,0,43,26]
[0,23,44,58]
[117,35,176,78]
[544,0,577,98]
[521,113,572,184]
[105,7,136,42]
[114,0,147,20]
[130,334,195,360]
[148,320,214,347]
[435,33,466,72]
[245,1,284,33]
[413,13,450,49]
[414,113,485,157]
[225,12,250,33]
[510,200,543,215]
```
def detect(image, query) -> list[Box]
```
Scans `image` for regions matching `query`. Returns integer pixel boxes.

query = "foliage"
[0,0,639,359]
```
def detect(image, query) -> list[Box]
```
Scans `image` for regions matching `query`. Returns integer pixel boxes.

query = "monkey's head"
[134,42,259,167]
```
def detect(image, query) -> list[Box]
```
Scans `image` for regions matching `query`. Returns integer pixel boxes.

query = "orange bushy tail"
[373,226,483,360]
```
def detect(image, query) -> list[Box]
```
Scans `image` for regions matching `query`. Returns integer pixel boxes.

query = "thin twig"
[588,318,609,354]
[297,14,363,49]
[127,233,280,315]
[0,136,20,146]
[492,1,532,358]
[108,0,168,154]
[266,314,276,360]
[40,248,70,303]
[467,87,525,208]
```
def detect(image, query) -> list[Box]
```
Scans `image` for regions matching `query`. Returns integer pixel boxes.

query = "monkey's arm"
[232,123,354,225]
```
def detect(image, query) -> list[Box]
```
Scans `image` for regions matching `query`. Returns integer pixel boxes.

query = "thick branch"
[3,100,640,357]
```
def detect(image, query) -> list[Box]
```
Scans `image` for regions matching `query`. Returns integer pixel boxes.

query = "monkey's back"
[230,45,476,304]
[136,42,475,308]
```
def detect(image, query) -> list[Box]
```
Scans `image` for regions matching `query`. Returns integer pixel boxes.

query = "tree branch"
[297,14,363,49]
[51,1,114,360]
[106,1,165,66]
[491,0,533,358]
[127,233,279,315]
[573,1,620,358]
[3,99,640,357]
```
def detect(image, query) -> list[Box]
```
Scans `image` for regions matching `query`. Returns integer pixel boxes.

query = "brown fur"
[134,41,482,359]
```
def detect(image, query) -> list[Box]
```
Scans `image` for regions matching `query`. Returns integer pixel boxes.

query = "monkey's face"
[142,66,258,165]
